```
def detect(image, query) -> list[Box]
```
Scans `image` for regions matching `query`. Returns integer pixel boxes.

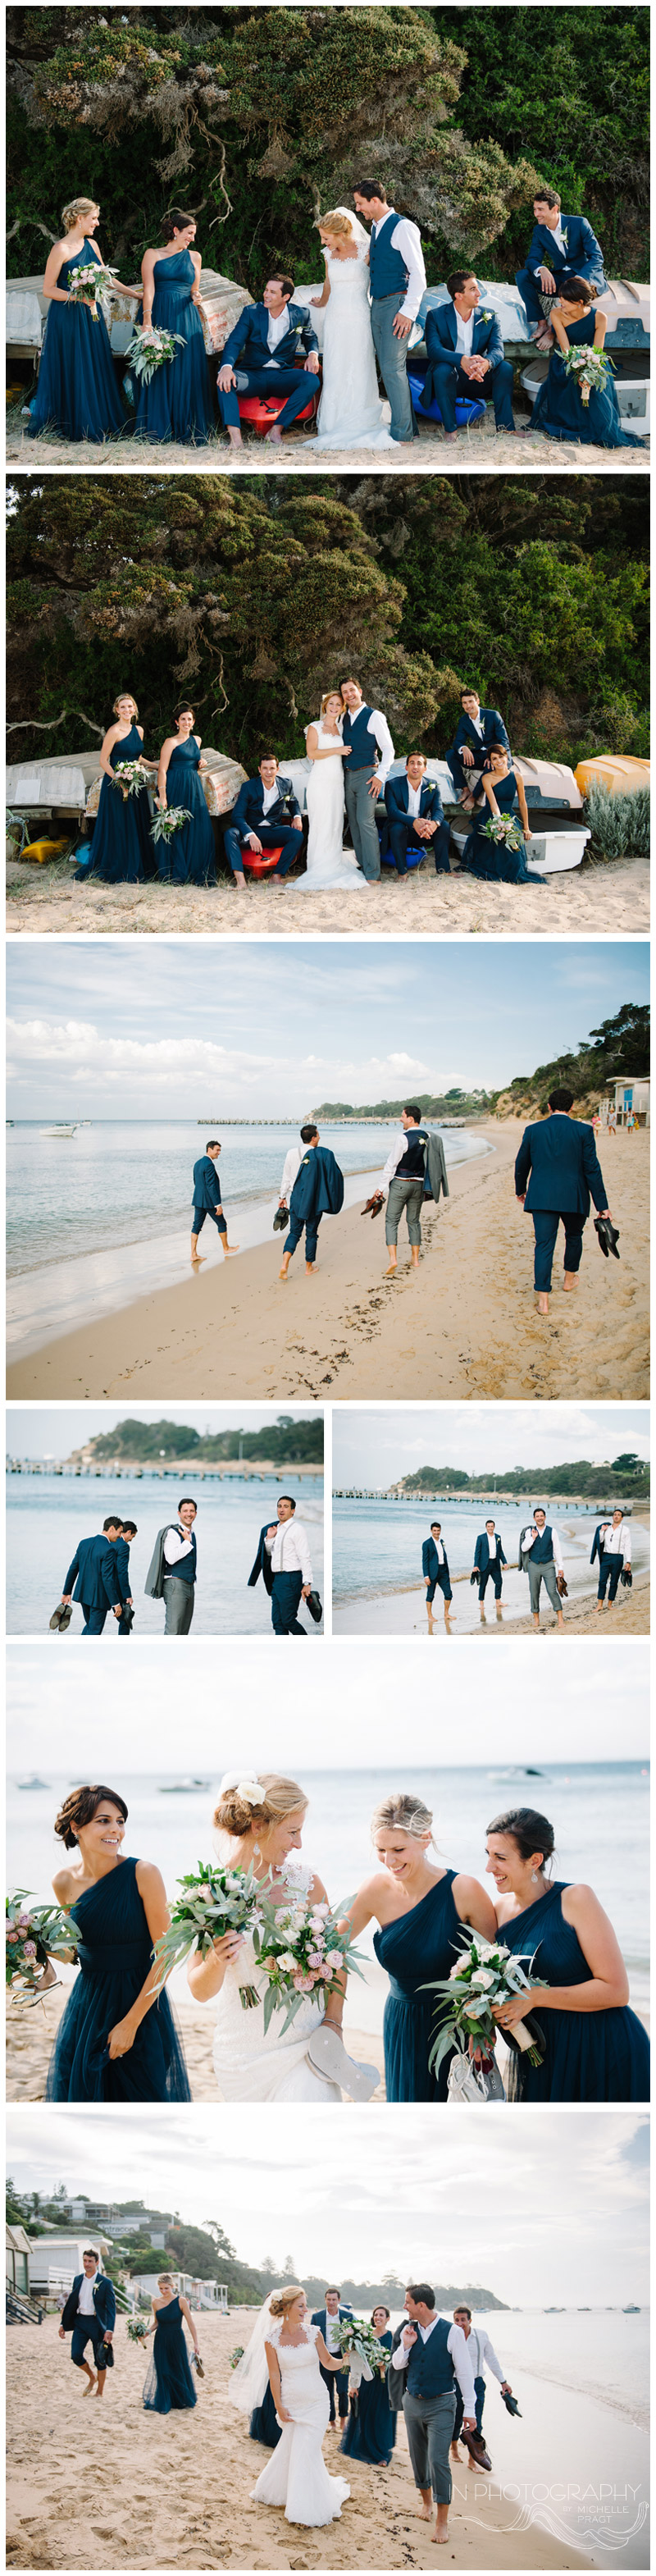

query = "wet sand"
[334,1565,650,1639]
[7,1125,649,1404]
[7,850,649,940]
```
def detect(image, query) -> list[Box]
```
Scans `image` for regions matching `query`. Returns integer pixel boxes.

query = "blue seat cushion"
[408,369,486,427]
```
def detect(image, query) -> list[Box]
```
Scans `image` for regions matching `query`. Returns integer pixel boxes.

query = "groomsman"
[389,2283,477,2547]
[472,1519,507,1618]
[353,182,426,444]
[516,190,606,345]
[590,1506,632,1606]
[191,1140,239,1263]
[366,1103,449,1272]
[144,1499,198,1634]
[450,2304,512,2460]
[59,2250,116,2398]
[217,274,320,445]
[519,1507,565,1630]
[421,277,516,439]
[279,1128,344,1279]
[514,1085,613,1313]
[339,679,395,883]
[421,1523,453,1628]
[224,755,303,891]
[60,1517,123,1636]
[384,755,450,875]
[446,689,510,802]
[248,1494,314,1636]
[115,1519,137,1635]
[312,2289,353,2428]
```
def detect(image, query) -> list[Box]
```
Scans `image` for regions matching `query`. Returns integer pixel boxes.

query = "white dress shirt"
[266,1519,312,1585]
[534,218,567,273]
[599,1520,631,1560]
[372,212,426,321]
[427,1536,446,1565]
[163,1522,196,1569]
[467,2327,506,2383]
[77,2271,98,2315]
[406,779,422,818]
[453,304,476,358]
[380,1127,426,1190]
[280,1144,303,1200]
[262,779,280,814]
[396,2316,476,2416]
[323,2309,342,2356]
[264,304,290,366]
[520,1522,564,1574]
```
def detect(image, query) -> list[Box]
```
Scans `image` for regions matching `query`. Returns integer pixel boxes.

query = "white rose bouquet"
[563,345,613,408]
[150,806,193,847]
[67,262,116,317]
[113,760,148,801]
[125,324,185,384]
[423,1930,548,2079]
[332,2314,389,2385]
[6,1889,77,2002]
[152,1858,266,2008]
[482,814,524,853]
[253,1892,366,2035]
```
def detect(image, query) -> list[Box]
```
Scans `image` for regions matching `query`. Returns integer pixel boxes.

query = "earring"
[253,1844,262,1861]
[531,1870,539,1884]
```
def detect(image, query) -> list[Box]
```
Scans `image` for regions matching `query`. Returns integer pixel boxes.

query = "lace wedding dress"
[312,231,394,450]
[212,1860,342,2102]
[291,724,364,891]
[252,2321,351,2526]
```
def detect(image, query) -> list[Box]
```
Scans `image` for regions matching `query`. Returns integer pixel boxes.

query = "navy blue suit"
[61,2270,116,2368]
[515,1113,608,1292]
[384,774,450,875]
[62,1532,121,1636]
[516,215,606,327]
[248,1519,308,1634]
[218,299,319,433]
[224,774,303,879]
[115,1535,133,1635]
[312,2306,353,2421]
[473,1529,508,1601]
[421,304,515,433]
[590,1522,627,1604]
[446,706,510,795]
[421,1535,453,1605]
[192,1151,226,1241]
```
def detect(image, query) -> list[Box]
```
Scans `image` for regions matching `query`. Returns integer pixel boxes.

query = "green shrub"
[585,783,650,861]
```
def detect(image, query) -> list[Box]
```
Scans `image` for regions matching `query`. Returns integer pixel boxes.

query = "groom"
[59,2249,116,2398]
[389,2284,477,2546]
[339,679,394,882]
[217,275,320,445]
[353,181,426,444]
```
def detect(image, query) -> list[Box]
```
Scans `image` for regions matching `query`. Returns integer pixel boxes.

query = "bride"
[306,208,395,450]
[290,690,364,892]
[231,2285,350,2528]
[186,1771,344,2101]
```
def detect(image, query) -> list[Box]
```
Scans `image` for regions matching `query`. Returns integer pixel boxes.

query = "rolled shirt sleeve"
[479,2331,504,2383]
[448,2323,477,2417]
[550,1523,564,1574]
[163,1526,194,1569]
[380,1133,407,1190]
[392,217,427,322]
[280,1146,301,1199]
[367,708,395,792]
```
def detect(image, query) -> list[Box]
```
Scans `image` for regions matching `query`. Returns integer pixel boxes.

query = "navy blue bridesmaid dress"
[44,1856,191,2103]
[144,2297,198,2414]
[28,240,125,444]
[531,313,643,448]
[499,1880,649,2100]
[91,725,155,884]
[249,2383,282,2447]
[462,769,535,885]
[158,739,216,884]
[134,250,213,444]
[374,1870,462,2102]
[340,2332,396,2465]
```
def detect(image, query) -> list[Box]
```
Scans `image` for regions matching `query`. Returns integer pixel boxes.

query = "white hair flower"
[219,1770,264,1806]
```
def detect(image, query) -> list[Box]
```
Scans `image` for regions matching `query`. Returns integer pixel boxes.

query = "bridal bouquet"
[563,345,613,407]
[67,263,116,317]
[6,1891,77,1999]
[482,814,524,853]
[424,1930,548,2078]
[127,2316,148,2344]
[253,1893,365,2035]
[150,806,192,847]
[152,1859,265,2007]
[125,323,185,384]
[113,760,147,801]
[332,2315,389,2385]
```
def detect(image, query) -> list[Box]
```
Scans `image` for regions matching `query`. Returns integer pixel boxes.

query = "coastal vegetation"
[315,1003,650,1122]
[76,1414,324,1465]
[390,1455,649,1500]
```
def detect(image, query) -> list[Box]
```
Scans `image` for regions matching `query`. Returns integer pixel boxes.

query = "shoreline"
[334,1564,650,1638]
[7,1124,649,1403]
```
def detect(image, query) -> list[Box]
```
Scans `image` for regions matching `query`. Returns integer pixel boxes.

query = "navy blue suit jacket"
[425,302,505,375]
[248,1521,276,1596]
[312,2304,353,2368]
[230,775,301,847]
[385,777,444,828]
[514,1114,608,1218]
[474,1532,508,1573]
[447,706,510,770]
[221,300,319,372]
[421,1537,450,1582]
[524,215,605,290]
[193,1153,223,1213]
[63,1532,121,1611]
[61,2273,116,2334]
[115,1536,132,1606]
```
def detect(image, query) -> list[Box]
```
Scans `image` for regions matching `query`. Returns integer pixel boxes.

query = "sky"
[333,1403,650,1486]
[6,1401,318,1460]
[7,1640,649,1770]
[6,2108,649,2301]
[6,940,649,1118]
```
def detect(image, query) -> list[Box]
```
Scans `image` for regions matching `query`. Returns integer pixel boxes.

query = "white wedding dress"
[312,235,394,450]
[252,2321,351,2527]
[291,723,363,891]
[212,1860,341,2102]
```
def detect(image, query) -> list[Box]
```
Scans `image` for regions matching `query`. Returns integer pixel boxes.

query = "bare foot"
[536,1293,549,1315]
[191,1254,207,1267]
[417,2503,432,2521]
[563,1273,576,1293]
[279,1263,290,1281]
[83,2374,98,2396]
[222,1243,239,1255]
[385,1262,397,1277]
[305,1262,317,1274]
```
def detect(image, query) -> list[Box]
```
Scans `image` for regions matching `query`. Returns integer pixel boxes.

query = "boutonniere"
[561,229,568,249]
[479,309,493,323]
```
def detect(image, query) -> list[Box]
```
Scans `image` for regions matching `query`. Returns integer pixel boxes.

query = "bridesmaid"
[45,1783,191,2103]
[134,208,213,445]
[144,2275,198,2414]
[249,2382,283,2449]
[89,693,155,885]
[345,1792,496,2102]
[28,195,139,443]
[487,1806,650,2101]
[529,281,643,449]
[462,749,535,887]
[156,706,216,884]
[340,2309,396,2466]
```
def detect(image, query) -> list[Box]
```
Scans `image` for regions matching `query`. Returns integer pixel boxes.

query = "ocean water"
[6,1121,493,1354]
[6,1468,324,1637]
[332,1494,649,1632]
[426,2310,649,2570]
[7,1762,649,2026]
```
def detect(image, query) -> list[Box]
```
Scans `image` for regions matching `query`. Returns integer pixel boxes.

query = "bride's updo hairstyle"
[371,1792,434,1844]
[316,210,353,240]
[487,1807,555,1875]
[61,197,98,233]
[213,1774,308,1838]
[269,2284,305,2318]
[54,1784,129,1848]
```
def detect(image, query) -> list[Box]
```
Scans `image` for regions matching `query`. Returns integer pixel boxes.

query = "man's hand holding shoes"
[362,1191,385,1219]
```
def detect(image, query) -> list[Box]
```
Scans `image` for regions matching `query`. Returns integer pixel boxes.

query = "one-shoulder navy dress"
[249,2382,282,2447]
[462,770,535,885]
[158,739,216,884]
[90,725,155,884]
[28,240,125,444]
[499,1879,649,2101]
[374,1870,462,2102]
[144,2296,197,2413]
[134,250,213,444]
[45,1857,191,2103]
[340,2331,396,2465]
[530,313,643,448]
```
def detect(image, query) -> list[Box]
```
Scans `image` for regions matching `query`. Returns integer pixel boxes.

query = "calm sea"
[7,1762,649,2024]
[6,1468,324,1636]
[6,1121,492,1355]
[332,1495,649,1632]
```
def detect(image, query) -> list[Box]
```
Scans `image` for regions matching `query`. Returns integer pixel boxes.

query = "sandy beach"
[6,2303,591,2573]
[7,1124,649,1404]
[7,849,649,940]
[334,1564,650,1640]
[6,1989,385,2106]
[7,395,648,481]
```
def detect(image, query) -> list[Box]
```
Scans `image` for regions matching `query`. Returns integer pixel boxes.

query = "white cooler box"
[450,823,590,875]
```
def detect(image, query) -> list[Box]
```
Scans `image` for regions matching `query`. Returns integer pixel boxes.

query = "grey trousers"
[527,1559,560,1617]
[344,764,380,879]
[385,1175,424,1246]
[163,1577,195,1635]
[403,2390,456,2504]
[371,293,416,442]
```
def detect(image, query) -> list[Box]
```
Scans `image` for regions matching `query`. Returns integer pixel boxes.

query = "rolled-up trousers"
[385,1176,424,1247]
[162,1576,195,1634]
[597,1551,624,1602]
[526,1559,560,1617]
[403,2389,457,2503]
